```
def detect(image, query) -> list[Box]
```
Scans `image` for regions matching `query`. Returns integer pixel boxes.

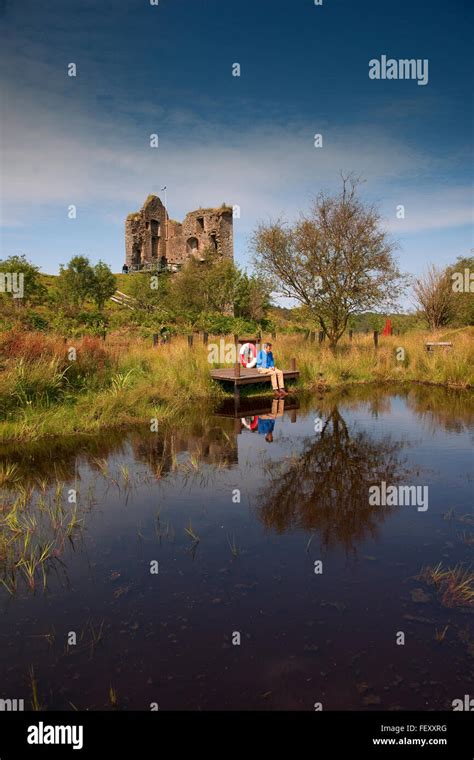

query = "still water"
[0,386,472,710]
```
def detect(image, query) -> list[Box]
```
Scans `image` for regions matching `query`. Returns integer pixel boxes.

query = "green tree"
[252,176,404,348]
[170,249,237,323]
[447,255,474,327]
[127,270,173,318]
[0,255,46,306]
[234,271,272,321]
[90,261,116,310]
[57,256,95,309]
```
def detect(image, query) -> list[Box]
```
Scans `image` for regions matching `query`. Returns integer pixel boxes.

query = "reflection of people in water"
[257,399,285,442]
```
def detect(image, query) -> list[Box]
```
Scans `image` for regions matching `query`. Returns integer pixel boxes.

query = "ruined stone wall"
[125,195,233,270]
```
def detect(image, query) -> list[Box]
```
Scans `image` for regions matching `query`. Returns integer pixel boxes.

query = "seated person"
[256,342,288,398]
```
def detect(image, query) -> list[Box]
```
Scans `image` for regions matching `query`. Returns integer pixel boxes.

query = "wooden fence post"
[349,330,353,342]
[203,332,208,345]
[373,330,379,348]
[188,334,194,348]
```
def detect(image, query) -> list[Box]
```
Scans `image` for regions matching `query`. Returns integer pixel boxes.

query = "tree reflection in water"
[257,404,410,552]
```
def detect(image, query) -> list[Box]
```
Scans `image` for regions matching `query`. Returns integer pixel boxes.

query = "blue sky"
[1,0,472,299]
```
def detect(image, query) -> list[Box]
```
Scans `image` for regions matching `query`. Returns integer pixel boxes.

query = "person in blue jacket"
[256,342,288,398]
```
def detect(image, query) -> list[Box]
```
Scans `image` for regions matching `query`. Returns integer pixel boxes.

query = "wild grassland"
[0,327,472,441]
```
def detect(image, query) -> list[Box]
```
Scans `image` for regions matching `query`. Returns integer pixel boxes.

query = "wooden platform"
[210,367,300,386]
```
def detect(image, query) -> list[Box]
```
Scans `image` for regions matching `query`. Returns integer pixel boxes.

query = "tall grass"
[276,328,474,389]
[0,327,471,441]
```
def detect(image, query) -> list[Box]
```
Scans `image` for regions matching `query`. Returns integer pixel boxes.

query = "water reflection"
[0,385,472,710]
[256,403,409,550]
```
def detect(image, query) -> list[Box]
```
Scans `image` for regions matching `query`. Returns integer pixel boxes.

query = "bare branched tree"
[413,264,452,330]
[251,176,404,348]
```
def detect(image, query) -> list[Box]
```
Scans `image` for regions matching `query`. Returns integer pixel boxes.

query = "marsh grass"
[185,519,200,544]
[418,563,474,608]
[227,533,239,558]
[434,625,449,643]
[29,666,42,711]
[0,462,21,488]
[276,328,474,390]
[108,686,118,709]
[0,478,87,594]
[0,328,472,441]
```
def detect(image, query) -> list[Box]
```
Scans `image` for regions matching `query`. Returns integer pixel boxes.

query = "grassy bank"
[0,327,472,442]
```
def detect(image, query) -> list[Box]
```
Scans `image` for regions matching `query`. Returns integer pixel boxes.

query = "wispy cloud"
[1,74,456,236]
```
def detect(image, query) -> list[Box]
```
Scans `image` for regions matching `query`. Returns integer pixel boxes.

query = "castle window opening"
[197,217,204,232]
[186,237,199,254]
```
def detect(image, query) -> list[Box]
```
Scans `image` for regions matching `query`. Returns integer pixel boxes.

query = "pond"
[0,385,472,710]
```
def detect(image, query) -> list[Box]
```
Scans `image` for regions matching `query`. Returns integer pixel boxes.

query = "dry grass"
[417,563,474,608]
[275,327,474,390]
[0,327,471,441]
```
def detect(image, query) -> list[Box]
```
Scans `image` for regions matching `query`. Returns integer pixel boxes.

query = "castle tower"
[125,195,233,271]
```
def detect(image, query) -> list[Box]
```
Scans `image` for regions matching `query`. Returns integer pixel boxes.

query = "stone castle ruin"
[125,195,233,272]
